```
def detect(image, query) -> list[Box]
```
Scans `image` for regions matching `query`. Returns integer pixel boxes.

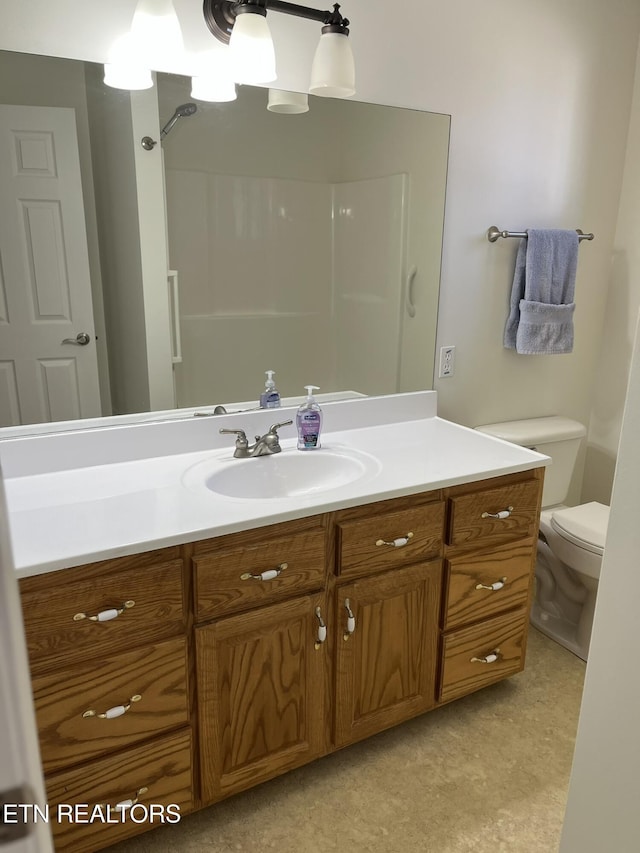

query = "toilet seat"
[550,501,609,556]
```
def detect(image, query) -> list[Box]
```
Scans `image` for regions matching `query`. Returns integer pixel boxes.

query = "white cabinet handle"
[343,598,356,641]
[112,787,149,813]
[475,577,507,592]
[73,600,135,623]
[83,694,142,719]
[240,562,287,582]
[376,532,414,548]
[314,606,327,649]
[481,506,513,520]
[471,648,501,664]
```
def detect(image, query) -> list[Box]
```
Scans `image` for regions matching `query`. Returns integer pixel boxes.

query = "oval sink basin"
[184,448,379,500]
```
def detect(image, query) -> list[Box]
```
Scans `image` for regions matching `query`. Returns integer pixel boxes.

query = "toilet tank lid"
[475,416,586,446]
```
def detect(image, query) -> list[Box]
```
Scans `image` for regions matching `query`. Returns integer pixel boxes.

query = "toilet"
[475,417,609,661]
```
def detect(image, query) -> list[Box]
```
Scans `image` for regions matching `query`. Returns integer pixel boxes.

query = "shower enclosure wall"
[165,170,408,406]
[159,79,447,409]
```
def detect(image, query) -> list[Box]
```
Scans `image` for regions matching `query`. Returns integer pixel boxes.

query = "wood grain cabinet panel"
[20,559,185,672]
[443,540,535,630]
[439,609,528,703]
[447,479,540,548]
[196,593,327,802]
[194,527,326,621]
[45,728,193,853]
[33,637,189,774]
[334,561,442,748]
[337,501,445,579]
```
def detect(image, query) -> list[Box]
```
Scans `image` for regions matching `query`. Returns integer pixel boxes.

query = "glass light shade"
[191,75,237,102]
[229,11,276,84]
[309,31,355,98]
[267,89,309,114]
[104,63,153,90]
[191,49,237,102]
[103,34,153,90]
[130,0,184,68]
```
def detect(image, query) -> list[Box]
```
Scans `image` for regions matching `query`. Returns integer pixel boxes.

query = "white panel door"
[0,467,52,852]
[0,104,101,427]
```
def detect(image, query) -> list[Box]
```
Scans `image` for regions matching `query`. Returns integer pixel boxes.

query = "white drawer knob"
[83,694,142,719]
[376,532,414,548]
[471,649,502,664]
[481,507,513,520]
[73,600,135,623]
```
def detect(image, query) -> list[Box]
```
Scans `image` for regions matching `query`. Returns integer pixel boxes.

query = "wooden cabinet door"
[334,560,441,748]
[196,593,327,803]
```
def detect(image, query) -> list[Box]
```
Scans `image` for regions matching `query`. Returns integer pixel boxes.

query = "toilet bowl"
[531,501,609,661]
[475,416,609,661]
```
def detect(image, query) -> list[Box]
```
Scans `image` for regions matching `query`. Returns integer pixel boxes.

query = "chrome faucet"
[220,420,293,458]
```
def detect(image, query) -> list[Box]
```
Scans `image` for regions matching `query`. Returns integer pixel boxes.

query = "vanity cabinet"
[439,472,543,703]
[192,518,329,803]
[333,561,442,748]
[18,468,543,852]
[332,494,445,748]
[18,546,193,853]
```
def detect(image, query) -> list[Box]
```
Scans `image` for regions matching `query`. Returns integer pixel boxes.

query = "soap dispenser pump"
[296,385,322,450]
[260,370,281,409]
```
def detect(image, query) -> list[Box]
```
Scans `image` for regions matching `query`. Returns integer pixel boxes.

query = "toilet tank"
[475,416,586,508]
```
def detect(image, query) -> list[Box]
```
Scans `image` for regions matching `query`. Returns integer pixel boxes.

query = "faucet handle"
[268,420,293,434]
[219,427,248,449]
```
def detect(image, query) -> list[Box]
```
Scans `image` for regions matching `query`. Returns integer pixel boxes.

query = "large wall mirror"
[0,48,450,433]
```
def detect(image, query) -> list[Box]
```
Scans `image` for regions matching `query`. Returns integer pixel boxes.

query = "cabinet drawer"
[33,637,189,774]
[46,728,192,853]
[447,479,540,548]
[337,501,445,579]
[439,609,527,703]
[20,559,185,673]
[443,540,535,630]
[195,527,326,621]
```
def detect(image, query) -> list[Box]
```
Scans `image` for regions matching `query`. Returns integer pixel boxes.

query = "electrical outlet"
[439,345,456,378]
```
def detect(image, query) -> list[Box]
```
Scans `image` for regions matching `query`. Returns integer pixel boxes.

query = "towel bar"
[487,226,594,243]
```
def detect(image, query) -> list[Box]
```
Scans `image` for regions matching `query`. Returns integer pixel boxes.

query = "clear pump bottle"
[259,370,281,409]
[296,386,322,450]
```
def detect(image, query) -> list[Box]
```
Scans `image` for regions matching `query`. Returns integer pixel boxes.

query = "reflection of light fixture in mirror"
[191,50,238,102]
[267,88,309,114]
[203,1,354,96]
[103,33,153,90]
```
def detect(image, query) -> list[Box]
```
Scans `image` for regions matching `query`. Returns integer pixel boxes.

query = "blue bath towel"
[504,229,579,354]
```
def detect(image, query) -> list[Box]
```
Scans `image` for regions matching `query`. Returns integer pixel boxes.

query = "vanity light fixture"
[104,0,183,90]
[203,0,355,96]
[131,0,184,64]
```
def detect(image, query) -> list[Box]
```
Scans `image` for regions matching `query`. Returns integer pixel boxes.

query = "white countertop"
[0,393,549,578]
